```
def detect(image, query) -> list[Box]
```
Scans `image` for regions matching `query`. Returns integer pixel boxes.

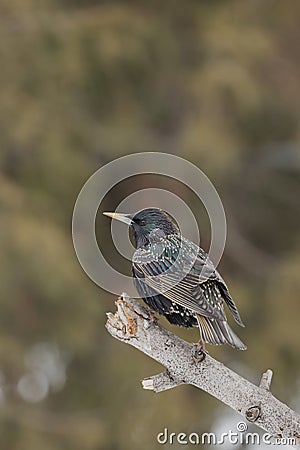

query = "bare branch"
[106,293,300,447]
[142,371,184,392]
[259,369,273,391]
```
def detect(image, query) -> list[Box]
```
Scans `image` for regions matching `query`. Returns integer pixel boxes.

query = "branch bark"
[106,293,300,447]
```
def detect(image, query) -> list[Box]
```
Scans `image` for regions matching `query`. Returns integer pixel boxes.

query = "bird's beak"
[103,212,133,226]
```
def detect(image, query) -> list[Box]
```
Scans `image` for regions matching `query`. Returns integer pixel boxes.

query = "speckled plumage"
[104,208,246,350]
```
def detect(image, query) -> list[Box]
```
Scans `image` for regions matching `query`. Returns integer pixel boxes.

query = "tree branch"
[105,293,300,447]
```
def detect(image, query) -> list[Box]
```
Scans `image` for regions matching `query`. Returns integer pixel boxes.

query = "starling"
[103,208,246,350]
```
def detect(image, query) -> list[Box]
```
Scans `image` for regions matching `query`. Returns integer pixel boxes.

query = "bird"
[103,208,246,352]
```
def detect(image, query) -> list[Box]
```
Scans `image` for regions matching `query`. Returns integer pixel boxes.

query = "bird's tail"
[196,314,247,350]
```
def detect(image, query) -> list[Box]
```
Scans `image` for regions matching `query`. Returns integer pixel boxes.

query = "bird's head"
[103,207,179,248]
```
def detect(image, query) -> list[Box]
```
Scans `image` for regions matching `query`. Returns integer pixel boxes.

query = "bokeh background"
[1,1,300,449]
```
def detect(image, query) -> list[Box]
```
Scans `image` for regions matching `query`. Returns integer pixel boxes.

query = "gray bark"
[106,293,300,447]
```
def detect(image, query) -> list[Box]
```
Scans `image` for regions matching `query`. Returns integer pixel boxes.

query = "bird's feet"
[192,339,208,363]
[149,310,158,324]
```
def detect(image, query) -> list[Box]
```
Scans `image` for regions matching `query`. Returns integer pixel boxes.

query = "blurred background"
[0,0,300,449]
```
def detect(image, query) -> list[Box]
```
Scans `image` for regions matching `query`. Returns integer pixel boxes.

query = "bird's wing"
[217,282,245,327]
[191,241,245,327]
[132,235,226,321]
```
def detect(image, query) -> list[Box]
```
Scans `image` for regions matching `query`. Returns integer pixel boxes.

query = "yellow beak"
[103,212,133,225]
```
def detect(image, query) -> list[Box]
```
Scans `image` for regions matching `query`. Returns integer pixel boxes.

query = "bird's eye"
[135,218,145,226]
